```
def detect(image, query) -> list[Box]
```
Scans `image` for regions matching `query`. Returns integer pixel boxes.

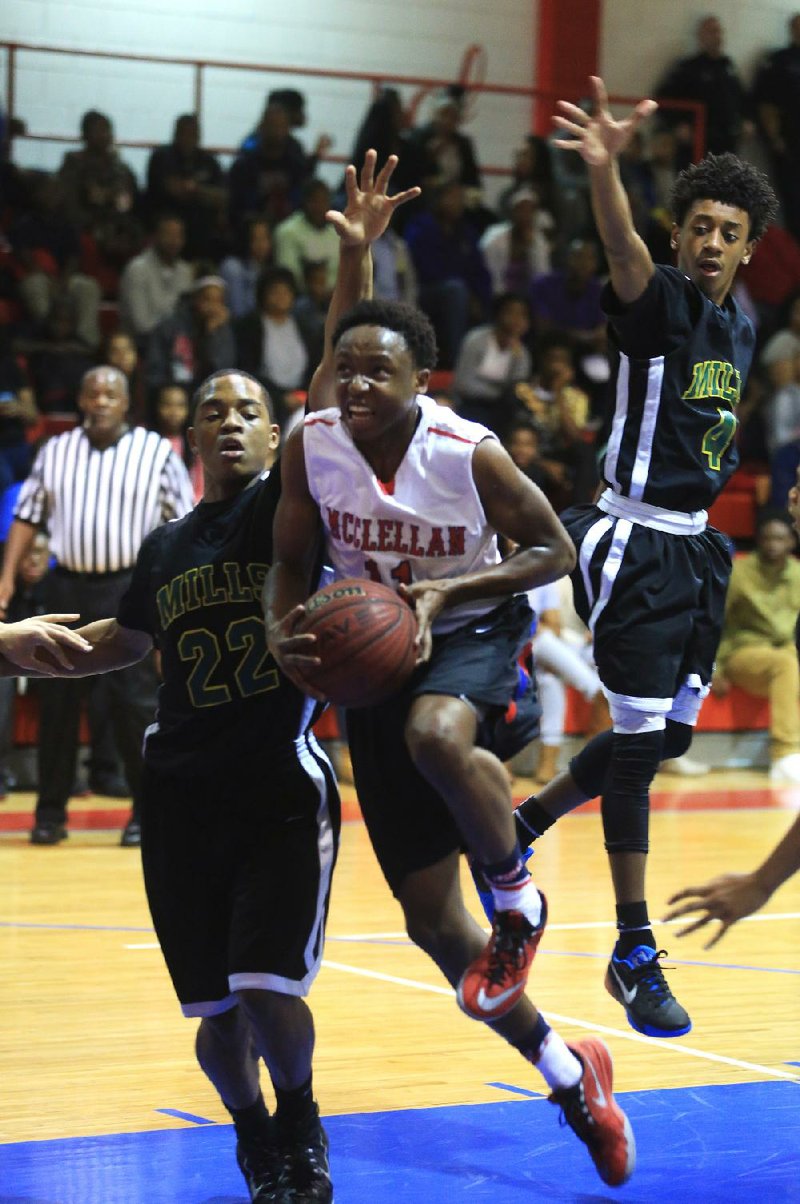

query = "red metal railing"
[1,39,706,172]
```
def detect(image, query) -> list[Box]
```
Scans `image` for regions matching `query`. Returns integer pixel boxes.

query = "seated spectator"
[713,510,800,784]
[370,229,417,305]
[528,579,609,785]
[9,172,102,350]
[765,356,800,507]
[58,109,141,277]
[103,330,146,425]
[20,295,93,414]
[119,214,193,344]
[146,274,235,397]
[234,266,322,430]
[404,181,492,368]
[505,419,564,501]
[410,86,485,218]
[496,135,558,229]
[452,293,532,436]
[154,382,202,502]
[761,292,800,386]
[515,336,594,508]
[273,179,340,293]
[145,114,226,260]
[0,333,38,489]
[293,261,330,345]
[479,186,553,297]
[240,88,332,174]
[228,103,312,235]
[347,89,433,229]
[738,224,800,339]
[530,238,606,351]
[219,217,273,319]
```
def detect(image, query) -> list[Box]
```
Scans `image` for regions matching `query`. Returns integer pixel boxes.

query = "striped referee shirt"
[14,426,195,573]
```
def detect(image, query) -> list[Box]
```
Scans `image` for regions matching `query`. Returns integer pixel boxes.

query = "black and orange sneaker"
[549,1037,636,1187]
[456,892,547,1021]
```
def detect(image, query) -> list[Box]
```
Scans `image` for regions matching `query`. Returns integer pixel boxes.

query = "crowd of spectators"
[2,19,800,792]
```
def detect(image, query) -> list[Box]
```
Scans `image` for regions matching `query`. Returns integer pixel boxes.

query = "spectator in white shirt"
[480,187,553,296]
[119,215,194,343]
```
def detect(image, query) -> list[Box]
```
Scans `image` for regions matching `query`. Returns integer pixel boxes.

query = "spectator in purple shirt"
[530,238,606,352]
[404,181,492,367]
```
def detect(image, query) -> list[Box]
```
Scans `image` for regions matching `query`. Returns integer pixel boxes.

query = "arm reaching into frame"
[663,814,800,947]
[307,149,421,410]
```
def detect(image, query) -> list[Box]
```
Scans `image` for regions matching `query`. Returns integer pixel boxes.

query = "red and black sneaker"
[549,1037,636,1187]
[456,891,547,1021]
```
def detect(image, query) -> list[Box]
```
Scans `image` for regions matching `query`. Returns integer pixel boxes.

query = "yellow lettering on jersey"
[156,575,186,629]
[682,359,742,406]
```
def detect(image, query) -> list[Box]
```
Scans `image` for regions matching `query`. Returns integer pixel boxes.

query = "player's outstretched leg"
[457,888,547,1020]
[548,1036,636,1187]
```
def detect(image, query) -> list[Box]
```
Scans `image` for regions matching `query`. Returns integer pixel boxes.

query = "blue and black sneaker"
[605,945,691,1037]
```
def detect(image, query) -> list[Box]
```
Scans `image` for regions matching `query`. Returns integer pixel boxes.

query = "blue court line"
[2,1080,798,1202]
[154,1108,215,1126]
[487,1081,544,1099]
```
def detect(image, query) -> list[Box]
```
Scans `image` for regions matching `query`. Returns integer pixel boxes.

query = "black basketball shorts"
[140,735,340,1017]
[346,594,537,895]
[562,504,732,705]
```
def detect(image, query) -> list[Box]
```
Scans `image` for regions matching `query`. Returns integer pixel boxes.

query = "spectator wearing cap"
[146,273,235,397]
[119,214,194,345]
[479,186,554,296]
[273,179,340,293]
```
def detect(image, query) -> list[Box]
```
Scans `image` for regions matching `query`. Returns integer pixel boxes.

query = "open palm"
[326,148,420,248]
[553,76,657,167]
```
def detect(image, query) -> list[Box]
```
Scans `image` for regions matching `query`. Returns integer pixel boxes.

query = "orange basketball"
[297,577,418,707]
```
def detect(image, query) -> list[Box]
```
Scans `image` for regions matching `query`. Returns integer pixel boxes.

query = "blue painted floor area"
[2,1081,799,1203]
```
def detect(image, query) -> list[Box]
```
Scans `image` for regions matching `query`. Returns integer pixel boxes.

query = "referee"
[0,365,194,845]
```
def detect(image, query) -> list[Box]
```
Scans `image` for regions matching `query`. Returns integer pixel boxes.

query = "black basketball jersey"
[601,265,755,512]
[117,467,320,774]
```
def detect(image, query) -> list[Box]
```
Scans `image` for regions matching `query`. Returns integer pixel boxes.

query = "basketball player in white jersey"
[265,299,637,1188]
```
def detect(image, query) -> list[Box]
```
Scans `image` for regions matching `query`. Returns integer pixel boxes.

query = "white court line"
[330,912,800,941]
[321,959,800,1086]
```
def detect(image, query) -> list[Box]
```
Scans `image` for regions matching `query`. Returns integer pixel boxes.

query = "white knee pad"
[666,675,710,727]
[604,686,670,735]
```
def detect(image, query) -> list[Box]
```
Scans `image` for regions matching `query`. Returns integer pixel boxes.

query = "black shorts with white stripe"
[139,736,340,1016]
[562,503,732,701]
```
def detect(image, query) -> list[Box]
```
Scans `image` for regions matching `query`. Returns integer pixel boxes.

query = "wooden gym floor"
[0,769,798,1202]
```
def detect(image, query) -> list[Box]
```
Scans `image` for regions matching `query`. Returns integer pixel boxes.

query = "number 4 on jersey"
[702,407,737,471]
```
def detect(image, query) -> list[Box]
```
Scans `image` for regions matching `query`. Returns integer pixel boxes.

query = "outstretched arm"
[663,814,800,947]
[0,617,152,678]
[263,426,326,697]
[553,75,657,305]
[308,149,421,410]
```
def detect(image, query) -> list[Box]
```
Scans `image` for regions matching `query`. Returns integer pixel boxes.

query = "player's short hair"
[755,507,796,537]
[670,153,778,242]
[332,300,438,370]
[190,370,274,421]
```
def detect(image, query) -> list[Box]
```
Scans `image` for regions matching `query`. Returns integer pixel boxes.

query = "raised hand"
[552,75,657,167]
[0,614,92,674]
[325,148,421,248]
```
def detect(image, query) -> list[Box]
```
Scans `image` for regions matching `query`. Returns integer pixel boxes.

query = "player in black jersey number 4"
[474,77,779,1040]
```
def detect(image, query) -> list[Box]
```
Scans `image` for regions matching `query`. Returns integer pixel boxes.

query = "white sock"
[534,1031,583,1092]
[491,877,542,928]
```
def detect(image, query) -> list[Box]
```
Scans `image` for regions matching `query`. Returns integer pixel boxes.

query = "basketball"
[297,577,418,707]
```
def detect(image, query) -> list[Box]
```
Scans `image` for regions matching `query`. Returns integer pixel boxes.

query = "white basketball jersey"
[303,395,501,634]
